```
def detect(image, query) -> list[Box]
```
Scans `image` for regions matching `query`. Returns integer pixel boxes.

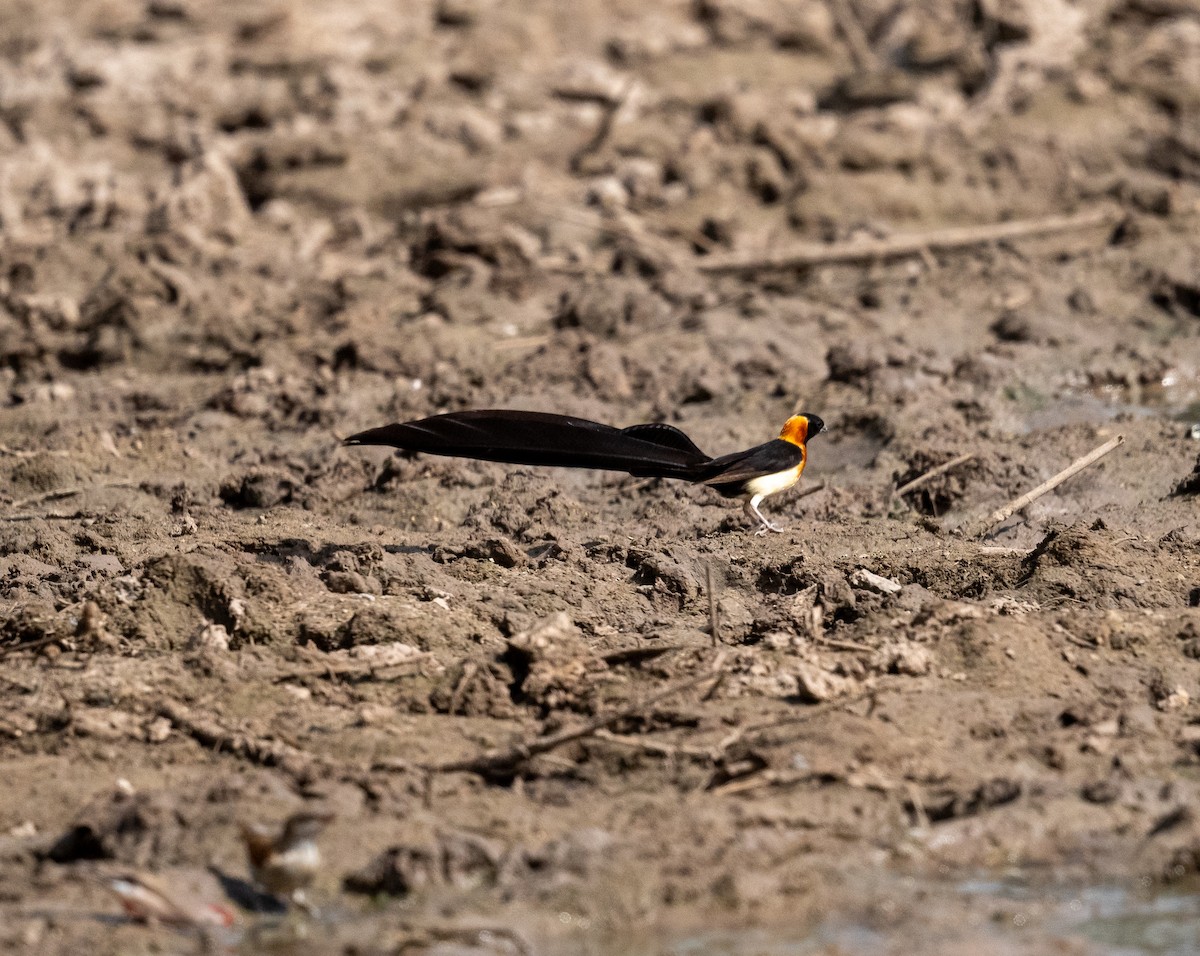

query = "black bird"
[345,410,824,534]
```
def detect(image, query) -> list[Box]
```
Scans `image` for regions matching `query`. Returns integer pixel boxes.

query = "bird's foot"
[745,499,785,535]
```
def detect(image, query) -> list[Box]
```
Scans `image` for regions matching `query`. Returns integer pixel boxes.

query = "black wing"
[345,410,713,479]
[698,439,805,494]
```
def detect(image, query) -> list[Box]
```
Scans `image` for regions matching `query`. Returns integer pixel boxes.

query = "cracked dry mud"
[3,1,1200,954]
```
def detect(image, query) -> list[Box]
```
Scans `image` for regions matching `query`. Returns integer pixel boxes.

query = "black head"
[803,414,825,439]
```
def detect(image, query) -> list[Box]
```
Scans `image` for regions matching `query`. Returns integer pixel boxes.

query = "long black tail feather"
[345,410,714,479]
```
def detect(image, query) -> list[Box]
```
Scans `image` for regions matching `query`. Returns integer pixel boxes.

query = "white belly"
[743,468,801,501]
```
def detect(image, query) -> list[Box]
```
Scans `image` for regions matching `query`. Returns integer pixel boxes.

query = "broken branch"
[966,434,1124,537]
[421,656,728,779]
[156,699,321,783]
[794,480,827,500]
[706,562,720,646]
[697,206,1118,274]
[894,454,974,498]
[5,480,142,511]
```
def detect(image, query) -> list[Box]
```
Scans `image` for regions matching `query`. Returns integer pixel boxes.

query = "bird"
[345,410,824,534]
[239,811,334,907]
[105,870,237,928]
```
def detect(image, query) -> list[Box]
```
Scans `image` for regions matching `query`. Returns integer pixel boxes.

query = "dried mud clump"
[46,789,185,866]
[1016,520,1176,608]
[1173,454,1200,497]
[893,449,978,516]
[219,469,298,509]
[552,277,671,339]
[344,830,504,897]
[1,601,69,650]
[503,612,608,713]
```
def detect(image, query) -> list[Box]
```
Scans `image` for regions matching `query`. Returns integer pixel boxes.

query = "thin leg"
[745,497,784,535]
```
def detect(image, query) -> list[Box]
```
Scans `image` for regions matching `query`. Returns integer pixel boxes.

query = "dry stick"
[706,562,720,647]
[0,511,91,523]
[422,658,727,778]
[711,768,821,797]
[493,334,551,352]
[894,454,975,498]
[569,80,631,174]
[271,653,432,684]
[696,206,1118,274]
[5,480,142,511]
[966,434,1125,538]
[417,925,532,956]
[907,783,931,830]
[523,193,684,266]
[1063,631,1099,650]
[793,480,827,500]
[0,445,72,459]
[156,699,320,782]
[591,730,712,761]
[447,660,479,716]
[815,636,874,653]
[713,689,876,758]
[600,643,683,667]
[829,0,880,72]
[700,650,729,702]
[0,632,66,660]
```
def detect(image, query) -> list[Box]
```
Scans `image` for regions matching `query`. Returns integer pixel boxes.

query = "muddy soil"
[3,1,1200,953]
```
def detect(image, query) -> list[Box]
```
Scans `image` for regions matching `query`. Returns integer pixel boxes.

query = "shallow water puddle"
[1044,371,1200,434]
[957,877,1200,956]
[609,878,1200,956]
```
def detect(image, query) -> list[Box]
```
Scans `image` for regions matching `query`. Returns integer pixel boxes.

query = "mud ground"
[3,1,1200,953]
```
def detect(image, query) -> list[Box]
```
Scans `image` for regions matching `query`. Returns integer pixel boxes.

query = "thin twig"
[600,644,683,667]
[696,206,1118,274]
[523,195,673,254]
[829,0,880,72]
[907,783,931,830]
[156,699,321,782]
[419,657,727,779]
[0,511,91,523]
[815,636,874,653]
[493,334,550,352]
[271,653,431,684]
[794,480,827,500]
[0,445,72,459]
[966,435,1124,537]
[0,633,66,660]
[447,661,479,715]
[706,562,720,647]
[710,768,819,797]
[713,690,876,757]
[700,651,729,701]
[591,730,712,760]
[894,454,975,497]
[569,80,632,174]
[412,925,532,956]
[5,480,142,511]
